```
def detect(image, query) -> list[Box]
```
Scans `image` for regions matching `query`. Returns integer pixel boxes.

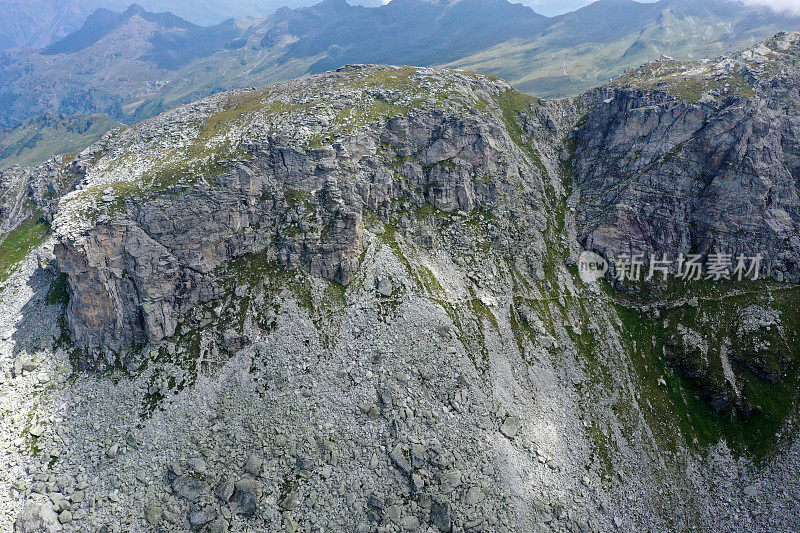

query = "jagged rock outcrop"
[572,32,800,281]
[50,65,549,361]
[21,33,800,361]
[0,161,77,234]
[4,34,800,533]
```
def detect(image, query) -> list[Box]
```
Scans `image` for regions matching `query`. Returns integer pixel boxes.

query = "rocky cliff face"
[49,65,555,363]
[0,160,79,235]
[46,33,800,361]
[2,34,800,533]
[573,32,800,281]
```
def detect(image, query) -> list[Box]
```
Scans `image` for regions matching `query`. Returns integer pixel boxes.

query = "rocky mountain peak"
[47,64,539,358]
[2,31,800,533]
[41,1,196,55]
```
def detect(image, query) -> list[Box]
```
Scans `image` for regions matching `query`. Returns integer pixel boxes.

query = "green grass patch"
[0,213,50,282]
[611,282,800,461]
[495,89,544,170]
[45,273,70,305]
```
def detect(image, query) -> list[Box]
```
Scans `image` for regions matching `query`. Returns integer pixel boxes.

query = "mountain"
[258,0,550,70]
[445,0,800,94]
[0,0,318,50]
[1,0,799,134]
[1,32,800,532]
[0,4,251,130]
[0,1,613,52]
[42,4,197,56]
[0,113,122,169]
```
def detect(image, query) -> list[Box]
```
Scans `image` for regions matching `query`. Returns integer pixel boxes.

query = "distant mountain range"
[0,0,317,50]
[0,1,636,51]
[0,0,798,154]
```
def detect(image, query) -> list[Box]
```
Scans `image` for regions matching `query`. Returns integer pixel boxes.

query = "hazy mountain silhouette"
[0,0,798,132]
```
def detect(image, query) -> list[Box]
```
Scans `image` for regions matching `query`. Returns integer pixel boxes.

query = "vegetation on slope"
[0,213,50,282]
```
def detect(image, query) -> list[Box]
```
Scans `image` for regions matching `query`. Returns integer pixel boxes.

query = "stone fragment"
[389,444,412,474]
[145,503,163,525]
[245,452,264,476]
[172,476,206,502]
[499,416,520,438]
[377,278,393,297]
[214,478,235,502]
[430,499,452,532]
[189,509,216,528]
[14,503,62,533]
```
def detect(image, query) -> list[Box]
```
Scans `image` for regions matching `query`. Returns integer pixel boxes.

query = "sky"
[518,1,603,16]
[744,0,800,15]
[523,0,800,17]
[369,0,800,17]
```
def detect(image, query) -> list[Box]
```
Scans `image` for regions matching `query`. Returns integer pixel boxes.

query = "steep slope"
[575,31,800,282]
[52,65,551,359]
[445,0,800,95]
[568,31,800,425]
[0,113,122,169]
[1,35,800,533]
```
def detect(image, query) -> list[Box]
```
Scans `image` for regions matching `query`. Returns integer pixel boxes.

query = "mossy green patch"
[619,65,757,103]
[496,89,544,171]
[45,272,70,305]
[0,213,50,282]
[612,282,800,460]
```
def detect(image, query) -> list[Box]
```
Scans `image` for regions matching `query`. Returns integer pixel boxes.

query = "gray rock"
[465,486,483,506]
[233,484,258,518]
[145,503,163,525]
[574,44,800,284]
[279,491,301,511]
[214,477,235,502]
[385,504,402,523]
[377,277,394,297]
[187,457,207,474]
[189,509,216,528]
[244,452,264,476]
[206,518,229,533]
[500,416,520,438]
[389,443,412,474]
[296,456,316,472]
[14,503,62,533]
[401,515,420,530]
[430,499,452,532]
[172,475,206,502]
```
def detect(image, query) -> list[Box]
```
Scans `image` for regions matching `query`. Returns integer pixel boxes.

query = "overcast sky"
[744,0,800,15]
[516,1,606,16]
[520,0,799,16]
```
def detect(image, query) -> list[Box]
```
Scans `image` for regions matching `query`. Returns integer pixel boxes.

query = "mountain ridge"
[1,31,800,533]
[0,0,798,135]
